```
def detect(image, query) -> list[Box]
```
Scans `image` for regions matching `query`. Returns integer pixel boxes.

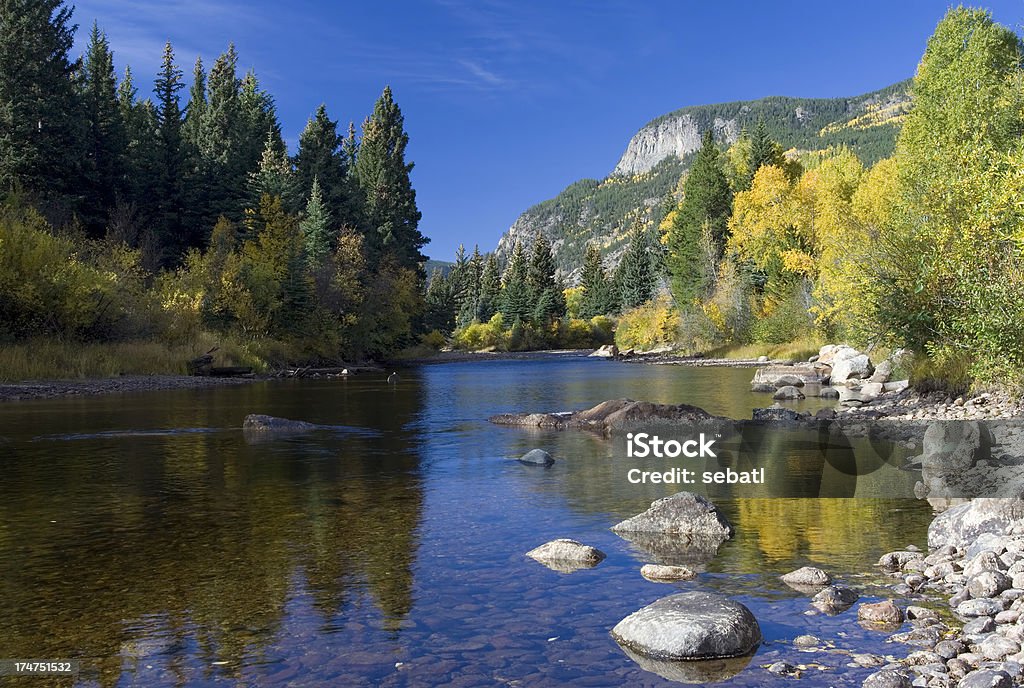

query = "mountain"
[494,80,911,281]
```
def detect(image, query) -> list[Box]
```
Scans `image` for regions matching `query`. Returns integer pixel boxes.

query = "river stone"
[616,645,754,684]
[862,668,913,688]
[612,492,733,539]
[870,359,894,383]
[525,539,605,573]
[879,551,926,572]
[965,552,1007,578]
[957,598,1008,617]
[641,564,697,582]
[751,383,775,393]
[773,385,805,401]
[958,668,1013,688]
[858,599,904,625]
[781,566,831,587]
[242,414,317,432]
[981,636,1021,660]
[818,387,841,399]
[928,500,1024,550]
[968,571,1012,599]
[774,375,805,388]
[832,354,873,384]
[964,617,997,635]
[518,449,554,466]
[812,585,859,614]
[610,591,761,660]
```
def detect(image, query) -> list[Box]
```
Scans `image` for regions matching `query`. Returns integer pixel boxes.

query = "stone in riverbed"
[773,385,805,401]
[861,668,913,688]
[858,599,904,626]
[968,570,1012,599]
[781,566,831,588]
[812,585,859,614]
[774,375,805,388]
[611,491,733,539]
[928,499,1024,550]
[957,668,1013,688]
[832,354,874,384]
[640,564,696,582]
[818,386,841,399]
[525,539,605,573]
[957,598,1008,617]
[610,591,761,660]
[981,635,1021,660]
[242,414,317,432]
[518,449,554,466]
[879,550,926,572]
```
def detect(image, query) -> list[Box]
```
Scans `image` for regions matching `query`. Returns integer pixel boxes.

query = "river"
[0,353,937,686]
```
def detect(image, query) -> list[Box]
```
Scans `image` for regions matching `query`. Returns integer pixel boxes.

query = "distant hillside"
[495,80,911,280]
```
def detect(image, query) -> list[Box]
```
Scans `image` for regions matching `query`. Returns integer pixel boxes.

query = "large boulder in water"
[518,449,554,466]
[612,492,733,539]
[929,499,1024,549]
[242,414,317,433]
[611,591,762,660]
[617,645,754,684]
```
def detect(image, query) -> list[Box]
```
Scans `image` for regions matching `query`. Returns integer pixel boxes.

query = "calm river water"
[0,354,936,687]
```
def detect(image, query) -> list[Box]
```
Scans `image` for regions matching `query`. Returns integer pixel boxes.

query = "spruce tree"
[499,241,532,323]
[117,68,160,244]
[526,233,564,325]
[353,87,427,271]
[181,56,207,247]
[247,134,297,211]
[478,253,502,322]
[196,44,243,227]
[78,22,126,234]
[294,105,355,226]
[668,129,732,305]
[300,176,332,267]
[743,116,784,189]
[238,70,284,190]
[579,243,615,318]
[457,245,484,326]
[615,224,656,310]
[0,0,84,209]
[153,41,185,263]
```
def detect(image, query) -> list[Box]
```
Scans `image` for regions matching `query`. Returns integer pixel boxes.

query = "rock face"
[613,114,738,176]
[525,539,605,573]
[518,449,554,466]
[612,492,733,539]
[242,414,317,433]
[928,499,1024,549]
[611,591,762,660]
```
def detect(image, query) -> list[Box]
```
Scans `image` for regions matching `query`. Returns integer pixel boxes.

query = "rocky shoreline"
[0,374,259,402]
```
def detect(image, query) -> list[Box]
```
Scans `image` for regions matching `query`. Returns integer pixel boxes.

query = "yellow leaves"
[728,165,799,272]
[781,249,815,276]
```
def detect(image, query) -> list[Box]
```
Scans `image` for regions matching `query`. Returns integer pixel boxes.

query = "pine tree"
[238,70,284,191]
[743,116,784,189]
[153,41,185,263]
[78,22,126,234]
[353,86,427,270]
[456,245,484,326]
[117,67,160,246]
[196,44,243,228]
[500,242,533,323]
[181,57,206,147]
[300,176,332,267]
[181,56,207,247]
[615,223,656,310]
[247,134,297,211]
[478,253,502,322]
[294,105,355,226]
[579,243,615,318]
[668,129,732,305]
[0,0,84,212]
[526,233,564,325]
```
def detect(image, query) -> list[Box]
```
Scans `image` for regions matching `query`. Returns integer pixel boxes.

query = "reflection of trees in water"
[0,379,425,686]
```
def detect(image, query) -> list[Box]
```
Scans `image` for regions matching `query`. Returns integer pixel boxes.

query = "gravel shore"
[0,375,258,402]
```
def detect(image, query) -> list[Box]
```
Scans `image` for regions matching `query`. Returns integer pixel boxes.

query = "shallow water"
[0,354,936,687]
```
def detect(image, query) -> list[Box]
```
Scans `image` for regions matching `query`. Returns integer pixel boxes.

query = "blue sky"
[71,0,1024,261]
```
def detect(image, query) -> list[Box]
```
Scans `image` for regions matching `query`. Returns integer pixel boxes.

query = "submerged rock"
[773,385,806,401]
[812,585,859,614]
[858,599,904,626]
[242,414,317,433]
[518,449,554,466]
[640,564,697,582]
[615,531,725,571]
[611,492,733,539]
[616,644,754,684]
[489,398,733,435]
[611,591,761,660]
[525,539,605,573]
[862,668,913,688]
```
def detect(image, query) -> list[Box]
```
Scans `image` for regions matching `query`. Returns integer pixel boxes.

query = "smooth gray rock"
[525,539,605,573]
[616,644,754,684]
[812,585,859,614]
[518,449,554,466]
[612,492,733,539]
[964,617,997,635]
[818,387,841,399]
[968,571,1012,599]
[858,599,904,625]
[879,551,926,572]
[242,414,317,432]
[832,354,873,383]
[773,385,805,401]
[774,375,806,388]
[862,668,913,688]
[965,551,1008,578]
[957,668,1012,688]
[957,598,1008,617]
[781,566,831,587]
[611,591,761,660]
[640,564,697,582]
[981,635,1020,661]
